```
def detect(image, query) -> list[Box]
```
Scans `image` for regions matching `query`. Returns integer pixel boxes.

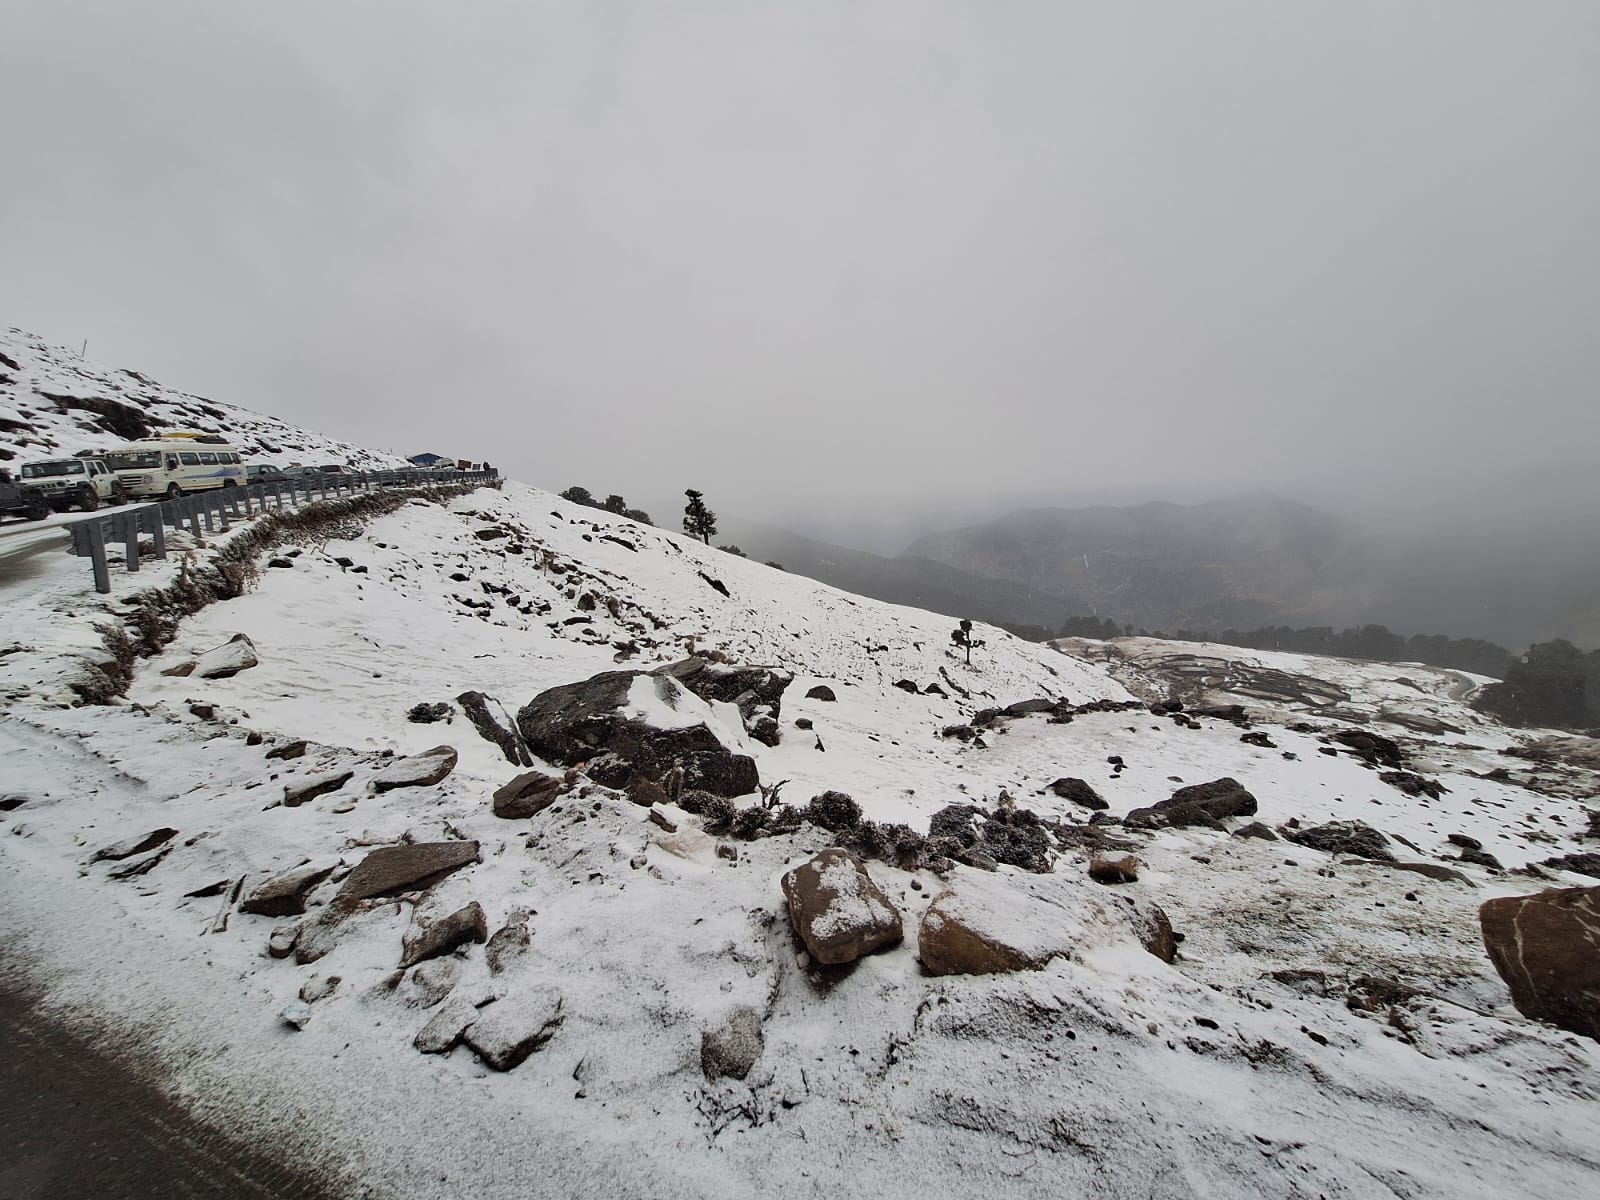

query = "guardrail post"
[119,510,140,573]
[85,519,111,593]
[147,507,166,560]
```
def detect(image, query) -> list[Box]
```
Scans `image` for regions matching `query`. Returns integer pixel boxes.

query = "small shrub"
[806,790,862,834]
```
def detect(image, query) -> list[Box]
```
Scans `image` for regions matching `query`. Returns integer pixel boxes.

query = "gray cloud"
[4,1,1597,546]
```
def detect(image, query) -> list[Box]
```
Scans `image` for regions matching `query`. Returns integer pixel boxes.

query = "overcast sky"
[3,1,1597,548]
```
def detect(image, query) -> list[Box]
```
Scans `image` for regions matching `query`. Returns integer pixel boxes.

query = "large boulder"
[517,670,759,798]
[1480,886,1600,1042]
[918,872,1075,976]
[372,746,458,792]
[1125,777,1258,830]
[462,989,564,1071]
[240,861,336,917]
[1049,778,1107,811]
[493,770,563,819]
[655,658,793,733]
[1285,820,1394,861]
[195,633,258,679]
[780,849,903,966]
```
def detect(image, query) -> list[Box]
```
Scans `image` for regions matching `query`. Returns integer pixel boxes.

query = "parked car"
[18,456,127,511]
[106,436,246,499]
[0,471,50,521]
[246,463,286,484]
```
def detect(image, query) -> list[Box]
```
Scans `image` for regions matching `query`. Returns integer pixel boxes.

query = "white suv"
[18,457,127,511]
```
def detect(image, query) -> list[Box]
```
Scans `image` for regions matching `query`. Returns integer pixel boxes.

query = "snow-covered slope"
[2,473,1599,1198]
[0,327,404,469]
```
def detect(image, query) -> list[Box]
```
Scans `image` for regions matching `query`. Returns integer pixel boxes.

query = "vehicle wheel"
[110,484,128,506]
[25,494,49,521]
[77,485,99,512]
[223,479,238,488]
[165,484,183,501]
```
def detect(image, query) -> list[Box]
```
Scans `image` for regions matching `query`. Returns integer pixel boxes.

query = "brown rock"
[160,662,195,678]
[780,849,902,966]
[240,861,336,917]
[462,990,564,1070]
[1480,885,1600,1041]
[91,828,178,863]
[283,770,353,808]
[1089,855,1140,884]
[266,739,308,761]
[492,770,562,819]
[917,872,1074,976]
[400,901,489,968]
[337,841,480,902]
[485,911,532,974]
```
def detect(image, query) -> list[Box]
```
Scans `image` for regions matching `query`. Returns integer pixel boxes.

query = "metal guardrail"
[65,468,499,593]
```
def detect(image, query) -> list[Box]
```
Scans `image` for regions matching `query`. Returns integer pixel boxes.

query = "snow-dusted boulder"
[917,871,1076,976]
[195,633,258,680]
[780,849,903,966]
[240,860,336,917]
[517,669,759,798]
[1480,885,1600,1042]
[399,900,488,968]
[372,745,458,792]
[462,989,564,1071]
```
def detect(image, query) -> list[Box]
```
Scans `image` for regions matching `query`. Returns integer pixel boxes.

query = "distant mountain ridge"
[905,491,1369,633]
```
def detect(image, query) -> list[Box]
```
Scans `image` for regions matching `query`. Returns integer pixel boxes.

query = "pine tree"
[683,489,718,544]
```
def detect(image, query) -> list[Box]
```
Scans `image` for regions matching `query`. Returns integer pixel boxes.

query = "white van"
[106,434,247,499]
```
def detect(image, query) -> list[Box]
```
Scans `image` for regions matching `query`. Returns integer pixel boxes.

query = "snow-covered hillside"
[2,471,1598,1197]
[0,327,404,469]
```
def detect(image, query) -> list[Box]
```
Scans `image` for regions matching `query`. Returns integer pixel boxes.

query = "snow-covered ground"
[2,475,1598,1198]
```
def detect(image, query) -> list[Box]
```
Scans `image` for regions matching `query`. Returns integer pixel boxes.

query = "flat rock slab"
[415,996,480,1054]
[462,990,564,1071]
[337,841,480,902]
[284,770,353,808]
[372,746,458,792]
[918,871,1076,976]
[241,861,336,917]
[196,634,258,680]
[400,901,488,968]
[91,828,177,863]
[781,849,902,966]
[1480,885,1600,1042]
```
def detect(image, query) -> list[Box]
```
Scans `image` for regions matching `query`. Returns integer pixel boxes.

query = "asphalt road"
[0,981,348,1200]
[0,512,75,589]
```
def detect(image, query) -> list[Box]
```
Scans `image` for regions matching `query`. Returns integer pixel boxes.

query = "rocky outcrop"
[517,669,759,798]
[701,1006,764,1081]
[781,849,903,966]
[1480,885,1600,1042]
[1124,777,1258,830]
[337,841,481,902]
[492,770,563,819]
[372,746,458,792]
[1285,820,1394,861]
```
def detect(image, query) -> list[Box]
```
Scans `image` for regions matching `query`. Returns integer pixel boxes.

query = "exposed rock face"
[196,633,258,679]
[1049,777,1107,811]
[492,770,562,819]
[1480,886,1600,1042]
[372,746,458,792]
[781,849,903,966]
[400,901,489,968]
[918,872,1075,976]
[517,669,759,798]
[240,862,336,917]
[1124,777,1258,830]
[655,657,793,744]
[1286,820,1394,861]
[337,841,481,902]
[701,1006,764,1081]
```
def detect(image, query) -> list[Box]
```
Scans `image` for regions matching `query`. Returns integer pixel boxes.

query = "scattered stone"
[701,1006,764,1081]
[804,684,837,702]
[1371,861,1473,885]
[283,770,354,808]
[1331,729,1404,769]
[781,849,903,966]
[492,770,562,819]
[279,1001,313,1030]
[794,717,813,731]
[1541,853,1600,880]
[1285,820,1395,861]
[648,807,678,833]
[195,633,258,680]
[188,703,216,720]
[456,690,533,767]
[373,745,458,792]
[404,957,464,1008]
[298,975,340,1004]
[1380,771,1448,799]
[265,739,308,761]
[1231,822,1279,841]
[486,910,533,974]
[184,879,231,899]
[893,679,920,694]
[1004,698,1055,716]
[91,827,178,863]
[462,990,564,1070]
[1480,885,1600,1042]
[107,847,169,879]
[1448,833,1483,851]
[1048,777,1107,811]
[160,662,195,678]
[1240,731,1277,749]
[337,841,481,902]
[1457,846,1504,870]
[1089,855,1139,884]
[268,923,301,960]
[240,861,336,917]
